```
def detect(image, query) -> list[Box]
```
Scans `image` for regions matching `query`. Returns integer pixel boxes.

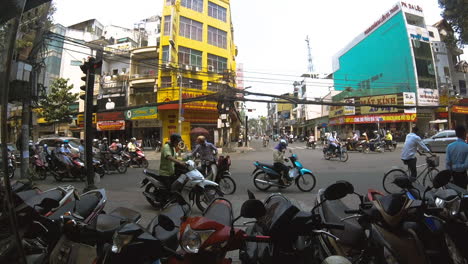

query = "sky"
[52,0,466,118]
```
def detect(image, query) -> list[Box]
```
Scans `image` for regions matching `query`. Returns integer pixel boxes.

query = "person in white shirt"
[401,127,431,179]
[328,131,340,153]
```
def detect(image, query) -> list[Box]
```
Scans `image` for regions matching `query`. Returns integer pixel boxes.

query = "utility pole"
[245,116,248,147]
[178,73,183,135]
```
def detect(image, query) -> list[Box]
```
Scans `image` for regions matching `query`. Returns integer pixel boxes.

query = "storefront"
[96,112,130,141]
[126,106,161,148]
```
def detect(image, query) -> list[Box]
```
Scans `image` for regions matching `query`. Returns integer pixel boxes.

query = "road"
[35,139,446,225]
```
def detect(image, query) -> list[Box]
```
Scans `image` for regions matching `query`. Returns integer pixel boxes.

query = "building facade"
[157,0,237,149]
[331,1,440,136]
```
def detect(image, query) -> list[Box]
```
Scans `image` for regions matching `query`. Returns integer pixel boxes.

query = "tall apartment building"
[157,0,237,149]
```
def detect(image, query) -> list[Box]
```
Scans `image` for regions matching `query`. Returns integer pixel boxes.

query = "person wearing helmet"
[273,139,290,185]
[110,139,121,153]
[57,139,73,177]
[328,131,340,154]
[191,135,218,180]
[127,137,138,162]
[160,134,186,188]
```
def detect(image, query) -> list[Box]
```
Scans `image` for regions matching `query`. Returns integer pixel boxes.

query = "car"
[422,130,457,153]
[37,137,81,154]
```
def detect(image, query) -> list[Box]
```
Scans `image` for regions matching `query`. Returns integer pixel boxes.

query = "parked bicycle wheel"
[422,168,440,188]
[382,168,408,194]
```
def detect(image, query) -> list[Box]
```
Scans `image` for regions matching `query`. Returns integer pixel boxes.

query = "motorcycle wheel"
[339,151,349,162]
[117,163,127,173]
[141,159,149,168]
[37,167,47,180]
[324,152,331,160]
[144,184,163,208]
[253,171,272,191]
[378,146,385,153]
[363,147,370,154]
[218,176,236,195]
[53,172,63,182]
[96,167,105,178]
[196,186,222,212]
[312,144,316,150]
[8,166,15,179]
[296,172,317,192]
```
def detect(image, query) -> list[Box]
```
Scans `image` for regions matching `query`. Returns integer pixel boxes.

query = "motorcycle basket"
[426,156,439,168]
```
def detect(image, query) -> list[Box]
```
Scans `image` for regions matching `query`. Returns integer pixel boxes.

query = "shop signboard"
[403,92,417,113]
[360,94,399,114]
[97,112,124,121]
[343,98,355,115]
[417,88,439,106]
[76,113,97,127]
[329,106,344,118]
[453,106,468,114]
[126,106,158,120]
[97,120,126,131]
[158,90,217,111]
[341,113,417,124]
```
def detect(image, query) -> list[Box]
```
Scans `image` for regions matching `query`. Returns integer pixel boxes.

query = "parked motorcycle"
[252,151,317,192]
[16,185,75,216]
[169,197,269,263]
[196,155,236,195]
[323,143,348,162]
[240,184,348,264]
[141,160,223,212]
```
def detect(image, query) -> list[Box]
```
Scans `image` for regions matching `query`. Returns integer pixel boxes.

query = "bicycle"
[382,153,440,194]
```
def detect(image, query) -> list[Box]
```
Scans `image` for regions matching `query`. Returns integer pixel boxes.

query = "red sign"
[330,113,417,125]
[97,120,126,131]
[97,112,124,121]
[436,112,448,118]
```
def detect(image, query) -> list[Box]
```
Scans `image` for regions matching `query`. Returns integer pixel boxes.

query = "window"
[162,45,170,63]
[207,54,227,72]
[160,76,172,88]
[434,132,447,139]
[179,16,203,41]
[444,67,450,77]
[460,80,467,95]
[163,15,171,36]
[208,2,226,22]
[429,31,434,37]
[179,78,202,89]
[447,131,456,138]
[207,82,224,92]
[208,26,227,49]
[165,0,174,5]
[112,69,118,75]
[178,46,202,67]
[181,0,203,13]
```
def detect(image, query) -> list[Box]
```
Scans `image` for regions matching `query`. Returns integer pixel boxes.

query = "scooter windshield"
[203,199,232,227]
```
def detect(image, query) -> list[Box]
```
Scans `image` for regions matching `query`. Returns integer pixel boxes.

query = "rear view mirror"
[158,214,175,231]
[324,181,354,200]
[38,198,59,211]
[392,176,413,189]
[240,199,266,219]
[433,170,451,189]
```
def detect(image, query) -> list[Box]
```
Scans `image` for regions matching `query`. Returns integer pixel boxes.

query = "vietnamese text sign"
[453,106,468,114]
[343,98,355,115]
[417,88,439,106]
[126,106,158,120]
[77,113,97,127]
[331,113,417,125]
[97,120,125,131]
[360,94,399,114]
[403,92,417,113]
[97,112,124,121]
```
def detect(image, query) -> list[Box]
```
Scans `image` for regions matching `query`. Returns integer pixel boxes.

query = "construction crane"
[305,35,314,73]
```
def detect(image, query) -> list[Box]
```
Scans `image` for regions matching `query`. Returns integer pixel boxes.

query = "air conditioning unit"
[208,65,214,72]
[185,64,191,71]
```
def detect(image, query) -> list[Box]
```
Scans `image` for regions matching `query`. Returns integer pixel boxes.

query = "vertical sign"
[403,92,417,113]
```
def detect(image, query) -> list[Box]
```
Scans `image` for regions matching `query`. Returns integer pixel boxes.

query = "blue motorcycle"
[252,151,317,192]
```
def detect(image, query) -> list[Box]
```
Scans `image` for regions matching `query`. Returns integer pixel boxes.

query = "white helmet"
[279,139,288,147]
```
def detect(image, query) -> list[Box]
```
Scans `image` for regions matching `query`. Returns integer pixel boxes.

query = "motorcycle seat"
[109,207,141,223]
[48,194,100,221]
[23,190,64,212]
[94,214,126,241]
[376,193,406,216]
[17,189,40,201]
[148,203,188,250]
[321,199,365,247]
[434,189,458,201]
[256,162,276,170]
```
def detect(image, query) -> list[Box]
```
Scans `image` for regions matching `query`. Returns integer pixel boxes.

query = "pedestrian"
[160,134,186,191]
[446,125,468,189]
[401,127,431,179]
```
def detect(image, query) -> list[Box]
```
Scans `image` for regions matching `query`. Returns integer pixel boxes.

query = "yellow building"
[158,0,237,149]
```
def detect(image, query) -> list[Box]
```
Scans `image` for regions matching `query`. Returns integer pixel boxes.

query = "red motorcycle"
[122,147,149,168]
[168,197,269,264]
[31,154,48,180]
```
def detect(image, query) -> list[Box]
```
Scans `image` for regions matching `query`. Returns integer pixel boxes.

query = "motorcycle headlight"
[435,197,461,216]
[111,234,133,253]
[180,225,215,253]
[435,197,445,208]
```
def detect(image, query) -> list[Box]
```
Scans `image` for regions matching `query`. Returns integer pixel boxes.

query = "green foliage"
[439,0,468,45]
[39,78,78,124]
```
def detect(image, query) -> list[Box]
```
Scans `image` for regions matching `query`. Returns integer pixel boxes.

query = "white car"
[422,130,457,153]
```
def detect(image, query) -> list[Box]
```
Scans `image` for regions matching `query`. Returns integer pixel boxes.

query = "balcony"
[131,46,158,60]
[129,70,157,87]
[130,46,158,87]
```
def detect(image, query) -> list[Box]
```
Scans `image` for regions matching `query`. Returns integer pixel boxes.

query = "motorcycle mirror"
[158,214,176,231]
[432,170,452,189]
[392,176,413,189]
[324,181,353,201]
[240,199,266,219]
[38,198,59,211]
[247,190,256,200]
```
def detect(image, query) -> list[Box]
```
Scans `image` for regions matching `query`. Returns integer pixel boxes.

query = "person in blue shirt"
[446,125,468,188]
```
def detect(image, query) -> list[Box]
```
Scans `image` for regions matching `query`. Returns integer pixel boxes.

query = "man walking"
[401,127,431,179]
[446,125,468,188]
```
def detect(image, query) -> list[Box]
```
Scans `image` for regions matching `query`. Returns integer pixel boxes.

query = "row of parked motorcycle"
[344,138,398,153]
[3,168,467,264]
[7,144,149,182]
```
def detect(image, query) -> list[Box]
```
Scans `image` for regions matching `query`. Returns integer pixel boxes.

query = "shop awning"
[429,119,447,124]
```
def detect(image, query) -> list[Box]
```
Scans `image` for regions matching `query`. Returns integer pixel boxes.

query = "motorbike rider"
[369,130,382,151]
[273,139,291,185]
[56,140,73,176]
[263,134,269,146]
[160,134,186,191]
[127,137,138,161]
[385,130,393,146]
[351,131,359,149]
[110,139,121,153]
[191,135,218,180]
[308,133,315,147]
[328,131,340,154]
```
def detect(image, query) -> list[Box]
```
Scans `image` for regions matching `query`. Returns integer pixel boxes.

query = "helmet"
[93,139,99,143]
[115,139,119,143]
[102,137,108,141]
[362,132,367,136]
[63,139,69,143]
[196,135,206,143]
[279,139,288,147]
[386,130,390,133]
[131,137,136,141]
[373,131,378,134]
[170,133,182,143]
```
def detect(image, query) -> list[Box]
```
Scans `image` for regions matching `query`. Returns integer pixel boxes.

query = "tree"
[439,0,468,45]
[38,78,78,130]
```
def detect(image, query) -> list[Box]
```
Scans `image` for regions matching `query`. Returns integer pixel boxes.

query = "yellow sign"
[77,113,97,126]
[360,94,399,114]
[329,106,344,118]
[453,106,468,114]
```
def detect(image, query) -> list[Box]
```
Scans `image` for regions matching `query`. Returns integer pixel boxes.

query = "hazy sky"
[52,0,465,117]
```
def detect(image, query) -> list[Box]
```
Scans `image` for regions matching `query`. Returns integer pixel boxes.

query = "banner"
[417,88,439,106]
[360,94,399,114]
[126,106,158,120]
[77,113,97,127]
[403,92,417,113]
[344,113,417,124]
[97,120,126,131]
[97,112,124,121]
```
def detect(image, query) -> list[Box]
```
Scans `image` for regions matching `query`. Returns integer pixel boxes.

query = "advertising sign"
[77,113,97,127]
[158,90,218,111]
[344,113,417,124]
[126,107,158,120]
[453,106,468,114]
[417,88,439,106]
[329,106,344,118]
[403,92,417,113]
[360,94,399,114]
[97,112,124,121]
[133,119,162,128]
[343,98,355,115]
[97,120,126,131]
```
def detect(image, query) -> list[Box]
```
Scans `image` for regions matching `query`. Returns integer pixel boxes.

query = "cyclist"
[401,127,431,179]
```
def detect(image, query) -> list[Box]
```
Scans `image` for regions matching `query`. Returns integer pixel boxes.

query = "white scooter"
[141,160,222,212]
